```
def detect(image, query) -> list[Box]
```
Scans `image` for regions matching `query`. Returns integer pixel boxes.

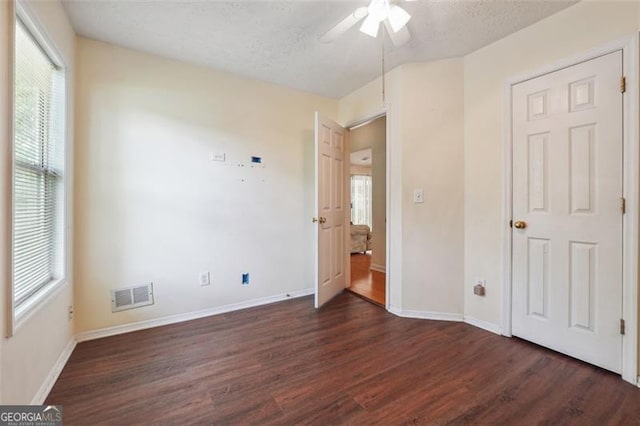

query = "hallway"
[349,253,385,305]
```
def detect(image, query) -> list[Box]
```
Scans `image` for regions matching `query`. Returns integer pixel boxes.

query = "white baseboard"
[387,305,402,316]
[387,307,502,336]
[390,308,464,322]
[31,336,76,405]
[370,263,386,273]
[76,288,314,342]
[463,315,502,335]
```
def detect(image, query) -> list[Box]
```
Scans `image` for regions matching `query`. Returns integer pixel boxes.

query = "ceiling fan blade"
[388,5,411,32]
[383,19,410,46]
[360,14,380,38]
[319,7,369,43]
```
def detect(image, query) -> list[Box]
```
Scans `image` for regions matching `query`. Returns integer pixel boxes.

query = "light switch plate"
[210,152,226,162]
[413,189,424,203]
[199,272,210,286]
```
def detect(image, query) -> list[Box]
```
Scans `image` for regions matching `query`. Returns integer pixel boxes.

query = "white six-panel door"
[512,51,624,373]
[314,113,349,308]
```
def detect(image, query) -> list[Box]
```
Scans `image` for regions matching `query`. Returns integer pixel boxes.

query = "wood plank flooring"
[349,253,385,305]
[46,293,640,425]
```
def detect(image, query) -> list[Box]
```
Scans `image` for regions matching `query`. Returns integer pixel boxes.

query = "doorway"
[347,116,386,306]
[510,51,623,373]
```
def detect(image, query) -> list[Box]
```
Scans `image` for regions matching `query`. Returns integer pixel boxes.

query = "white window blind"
[350,175,372,229]
[13,20,65,308]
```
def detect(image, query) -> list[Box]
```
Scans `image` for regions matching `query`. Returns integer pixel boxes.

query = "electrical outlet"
[242,273,250,286]
[199,271,210,286]
[474,278,486,296]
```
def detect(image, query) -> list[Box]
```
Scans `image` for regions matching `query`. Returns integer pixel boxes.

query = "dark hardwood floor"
[349,252,385,306]
[46,293,640,425]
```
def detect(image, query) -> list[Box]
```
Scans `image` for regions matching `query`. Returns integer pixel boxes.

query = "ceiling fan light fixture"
[359,14,380,38]
[367,0,390,23]
[388,5,411,32]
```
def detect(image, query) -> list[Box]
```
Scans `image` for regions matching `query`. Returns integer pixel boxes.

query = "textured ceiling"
[61,0,577,99]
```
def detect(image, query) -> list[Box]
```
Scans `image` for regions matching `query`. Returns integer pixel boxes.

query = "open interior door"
[314,112,349,308]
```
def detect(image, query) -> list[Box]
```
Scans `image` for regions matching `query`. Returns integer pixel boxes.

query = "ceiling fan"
[319,0,415,47]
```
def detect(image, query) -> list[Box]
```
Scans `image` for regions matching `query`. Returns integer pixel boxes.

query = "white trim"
[15,1,67,69]
[464,316,502,335]
[13,279,68,333]
[345,107,386,129]
[620,34,639,386]
[370,263,386,273]
[391,308,463,322]
[31,337,76,405]
[384,103,394,312]
[385,102,400,312]
[348,112,386,130]
[501,69,514,338]
[7,1,71,337]
[313,112,319,308]
[502,35,639,385]
[390,308,504,336]
[76,288,314,342]
[4,0,16,338]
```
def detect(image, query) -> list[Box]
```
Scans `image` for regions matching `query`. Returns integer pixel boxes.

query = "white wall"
[339,59,465,316]
[349,116,386,270]
[464,0,640,330]
[73,38,337,333]
[0,0,75,404]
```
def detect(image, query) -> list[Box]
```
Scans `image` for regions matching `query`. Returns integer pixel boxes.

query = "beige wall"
[350,116,386,270]
[0,0,75,404]
[2,0,637,404]
[464,0,640,329]
[339,4,639,377]
[464,0,640,380]
[339,59,465,315]
[74,38,337,333]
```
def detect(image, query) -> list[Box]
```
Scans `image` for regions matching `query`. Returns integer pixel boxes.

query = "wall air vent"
[111,283,154,312]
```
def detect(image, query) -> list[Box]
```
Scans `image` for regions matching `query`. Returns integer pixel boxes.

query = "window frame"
[7,1,70,336]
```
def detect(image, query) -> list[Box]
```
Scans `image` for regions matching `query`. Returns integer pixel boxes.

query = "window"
[350,175,372,228]
[12,19,66,313]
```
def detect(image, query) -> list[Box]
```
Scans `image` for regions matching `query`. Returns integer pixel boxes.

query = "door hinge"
[621,76,626,93]
[621,197,626,214]
[620,318,626,335]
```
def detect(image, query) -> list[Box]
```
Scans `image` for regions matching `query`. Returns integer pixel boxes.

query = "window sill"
[12,277,68,335]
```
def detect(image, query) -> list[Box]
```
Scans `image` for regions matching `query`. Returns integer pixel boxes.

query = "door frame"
[501,35,639,386]
[346,107,392,310]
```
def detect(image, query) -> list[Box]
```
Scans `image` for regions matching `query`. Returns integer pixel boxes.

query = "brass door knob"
[513,221,527,229]
[319,217,327,224]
